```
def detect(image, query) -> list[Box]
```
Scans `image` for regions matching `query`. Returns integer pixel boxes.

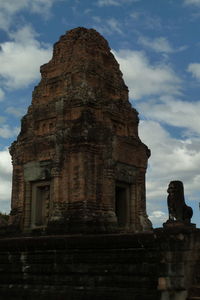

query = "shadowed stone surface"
[0,233,160,300]
[0,229,200,299]
[9,27,151,234]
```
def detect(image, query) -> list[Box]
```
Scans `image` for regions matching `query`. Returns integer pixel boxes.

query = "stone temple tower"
[9,27,152,234]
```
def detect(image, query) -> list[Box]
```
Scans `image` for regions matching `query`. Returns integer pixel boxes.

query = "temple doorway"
[115,184,130,228]
[31,182,50,228]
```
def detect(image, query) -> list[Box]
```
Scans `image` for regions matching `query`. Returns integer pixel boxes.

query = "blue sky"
[0,0,200,228]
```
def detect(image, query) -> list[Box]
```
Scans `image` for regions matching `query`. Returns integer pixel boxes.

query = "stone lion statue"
[167,180,193,223]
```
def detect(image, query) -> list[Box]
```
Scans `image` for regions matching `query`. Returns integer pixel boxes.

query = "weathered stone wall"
[0,229,200,300]
[156,228,200,300]
[9,27,151,234]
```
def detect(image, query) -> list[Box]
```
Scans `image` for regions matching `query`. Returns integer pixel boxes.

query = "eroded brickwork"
[9,27,151,234]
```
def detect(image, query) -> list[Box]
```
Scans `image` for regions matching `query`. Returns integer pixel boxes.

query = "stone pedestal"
[163,220,196,231]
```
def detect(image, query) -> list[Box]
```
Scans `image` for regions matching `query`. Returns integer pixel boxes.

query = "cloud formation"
[138,36,187,54]
[0,125,19,139]
[0,148,12,212]
[184,0,200,6]
[97,0,121,6]
[0,0,63,30]
[138,96,200,135]
[97,0,138,6]
[107,18,123,34]
[6,107,26,118]
[138,36,174,53]
[0,26,52,90]
[188,63,200,81]
[93,17,123,35]
[113,49,181,99]
[149,210,167,227]
[130,11,162,31]
[139,119,200,211]
[0,89,5,101]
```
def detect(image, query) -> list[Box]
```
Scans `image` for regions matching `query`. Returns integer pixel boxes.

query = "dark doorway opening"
[35,185,49,226]
[32,183,50,227]
[115,186,128,227]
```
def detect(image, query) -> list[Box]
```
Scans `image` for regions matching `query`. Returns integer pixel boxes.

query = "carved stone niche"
[114,163,133,230]
[115,182,131,230]
[114,163,152,233]
[23,161,53,232]
[31,182,50,228]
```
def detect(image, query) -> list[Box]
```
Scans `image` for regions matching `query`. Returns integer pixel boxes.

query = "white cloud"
[97,0,138,6]
[94,18,123,35]
[0,1,27,30]
[113,49,181,99]
[6,107,26,118]
[188,63,200,80]
[139,120,200,202]
[138,36,174,53]
[0,26,52,89]
[8,25,39,42]
[138,96,200,135]
[130,11,141,20]
[184,0,200,6]
[97,0,121,6]
[0,0,63,30]
[0,12,10,31]
[29,0,63,15]
[107,18,123,34]
[130,11,162,31]
[84,8,92,14]
[0,125,19,139]
[92,16,102,23]
[0,148,12,213]
[149,210,167,227]
[0,89,5,101]
[0,148,12,174]
[0,117,5,124]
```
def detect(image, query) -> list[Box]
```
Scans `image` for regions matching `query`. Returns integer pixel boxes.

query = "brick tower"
[9,27,152,233]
